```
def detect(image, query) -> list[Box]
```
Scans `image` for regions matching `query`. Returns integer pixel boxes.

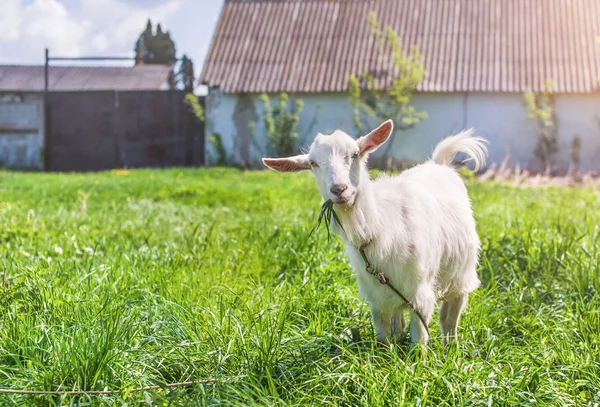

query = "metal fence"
[44,90,204,172]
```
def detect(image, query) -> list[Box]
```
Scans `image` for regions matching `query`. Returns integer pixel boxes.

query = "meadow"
[0,168,598,406]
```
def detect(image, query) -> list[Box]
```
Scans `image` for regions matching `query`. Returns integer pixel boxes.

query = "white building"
[200,0,600,173]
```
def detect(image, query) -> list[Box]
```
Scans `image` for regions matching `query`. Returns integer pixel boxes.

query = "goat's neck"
[334,170,381,247]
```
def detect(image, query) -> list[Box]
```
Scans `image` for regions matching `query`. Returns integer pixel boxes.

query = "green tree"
[259,93,304,157]
[153,24,177,65]
[524,79,557,174]
[177,54,195,93]
[135,20,153,64]
[348,12,427,165]
[135,20,196,91]
[134,19,177,66]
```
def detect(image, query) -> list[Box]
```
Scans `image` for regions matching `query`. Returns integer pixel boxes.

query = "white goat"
[263,120,487,348]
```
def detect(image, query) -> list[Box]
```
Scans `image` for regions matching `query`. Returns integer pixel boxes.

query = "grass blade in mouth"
[310,199,344,240]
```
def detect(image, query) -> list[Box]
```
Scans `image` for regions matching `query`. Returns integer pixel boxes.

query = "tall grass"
[0,168,598,406]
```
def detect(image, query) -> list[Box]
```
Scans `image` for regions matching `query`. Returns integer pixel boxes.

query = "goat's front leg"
[391,311,406,341]
[369,305,392,344]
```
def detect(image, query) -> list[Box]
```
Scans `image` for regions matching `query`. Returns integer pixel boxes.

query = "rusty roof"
[0,65,172,92]
[200,0,600,94]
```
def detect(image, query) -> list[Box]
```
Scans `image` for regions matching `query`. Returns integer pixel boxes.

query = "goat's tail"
[431,129,488,171]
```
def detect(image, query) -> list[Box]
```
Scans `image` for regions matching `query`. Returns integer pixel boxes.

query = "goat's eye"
[309,160,319,168]
[351,152,359,159]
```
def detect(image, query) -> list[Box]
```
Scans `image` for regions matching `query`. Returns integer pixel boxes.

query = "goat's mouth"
[333,191,356,207]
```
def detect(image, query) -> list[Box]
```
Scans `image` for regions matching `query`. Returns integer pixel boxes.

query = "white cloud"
[99,0,183,55]
[22,0,89,57]
[0,0,24,42]
[0,0,182,62]
[91,33,110,53]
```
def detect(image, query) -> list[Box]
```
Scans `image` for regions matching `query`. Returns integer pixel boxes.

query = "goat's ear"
[262,154,310,172]
[357,120,394,155]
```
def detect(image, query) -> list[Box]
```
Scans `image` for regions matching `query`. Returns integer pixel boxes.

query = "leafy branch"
[259,93,304,157]
[185,94,204,122]
[524,79,557,174]
[348,12,427,164]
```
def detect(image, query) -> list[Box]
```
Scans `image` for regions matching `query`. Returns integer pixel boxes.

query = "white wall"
[0,92,44,169]
[206,90,600,172]
[464,93,537,168]
[204,91,239,165]
[555,94,600,172]
[204,91,359,165]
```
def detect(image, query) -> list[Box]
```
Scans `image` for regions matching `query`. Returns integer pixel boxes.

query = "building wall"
[206,90,600,172]
[554,94,600,172]
[0,92,44,169]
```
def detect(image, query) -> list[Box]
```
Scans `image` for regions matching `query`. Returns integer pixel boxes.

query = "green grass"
[0,168,598,406]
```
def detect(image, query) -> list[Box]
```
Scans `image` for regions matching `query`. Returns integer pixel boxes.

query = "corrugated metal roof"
[200,0,600,94]
[0,65,172,92]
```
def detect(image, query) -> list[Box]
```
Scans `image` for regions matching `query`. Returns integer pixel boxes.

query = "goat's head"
[263,120,393,208]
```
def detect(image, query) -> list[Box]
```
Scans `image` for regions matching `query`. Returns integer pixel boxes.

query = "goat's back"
[373,162,480,297]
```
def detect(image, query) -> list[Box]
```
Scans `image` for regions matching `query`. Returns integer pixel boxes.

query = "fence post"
[43,48,49,171]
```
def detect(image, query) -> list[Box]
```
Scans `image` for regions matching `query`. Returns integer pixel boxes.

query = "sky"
[0,0,223,79]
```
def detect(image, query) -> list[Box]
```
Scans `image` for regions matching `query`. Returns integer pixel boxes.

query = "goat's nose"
[330,184,348,197]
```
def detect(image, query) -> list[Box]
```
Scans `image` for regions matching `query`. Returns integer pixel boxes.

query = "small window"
[0,93,24,104]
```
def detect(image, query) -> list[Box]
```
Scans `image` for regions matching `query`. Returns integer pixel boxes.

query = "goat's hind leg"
[439,294,467,345]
